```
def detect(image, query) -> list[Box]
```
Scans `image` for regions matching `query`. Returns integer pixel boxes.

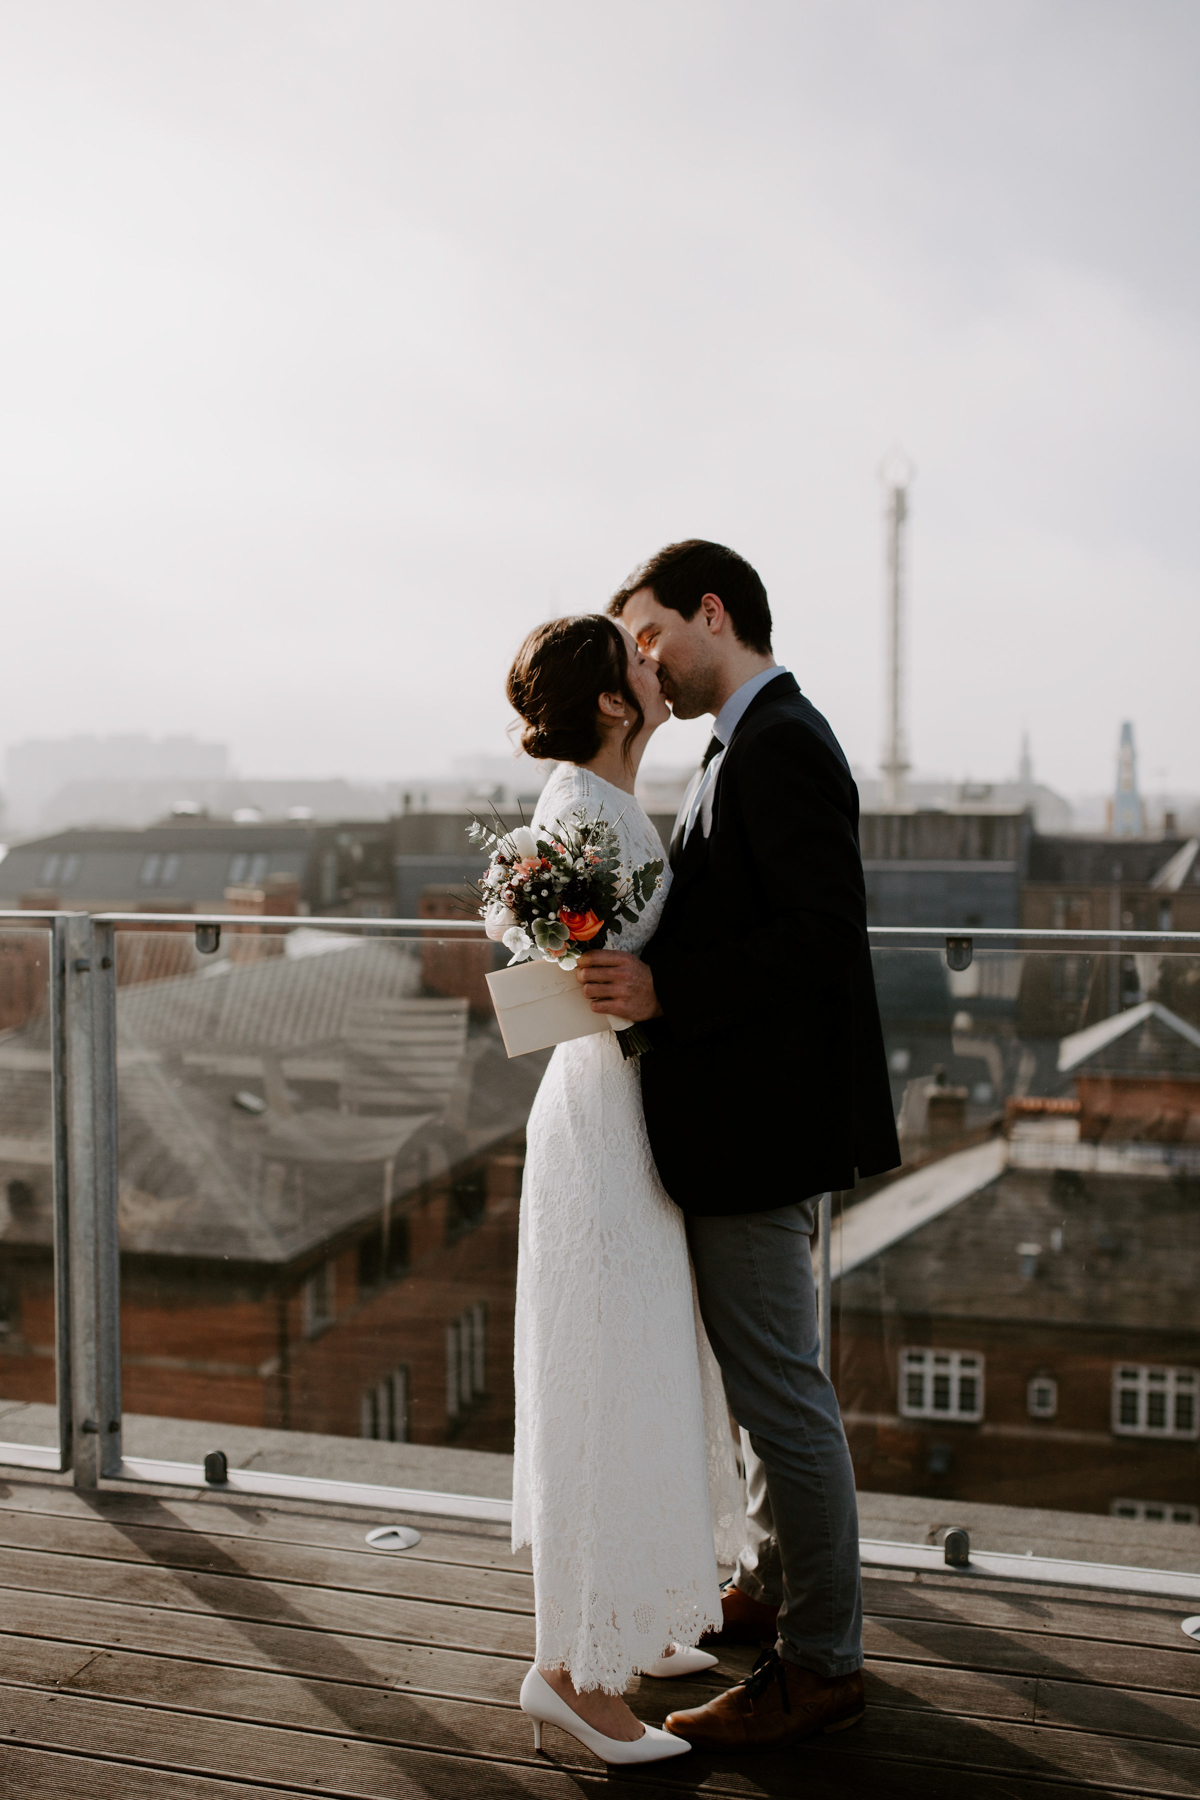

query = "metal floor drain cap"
[365,1525,422,1552]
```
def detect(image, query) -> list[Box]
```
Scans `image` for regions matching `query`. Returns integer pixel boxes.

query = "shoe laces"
[745,1649,790,1715]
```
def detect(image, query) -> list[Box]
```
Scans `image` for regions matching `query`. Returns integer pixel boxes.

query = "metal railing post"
[49,918,73,1471]
[63,916,122,1486]
[817,1190,832,1378]
[94,920,122,1475]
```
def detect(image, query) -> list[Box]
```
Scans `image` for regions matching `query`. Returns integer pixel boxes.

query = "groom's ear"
[699,593,726,633]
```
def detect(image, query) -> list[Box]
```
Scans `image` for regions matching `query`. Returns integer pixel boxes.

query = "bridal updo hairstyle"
[507,615,645,766]
[609,538,773,654]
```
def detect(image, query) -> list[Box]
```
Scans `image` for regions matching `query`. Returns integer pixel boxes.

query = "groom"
[577,539,900,1750]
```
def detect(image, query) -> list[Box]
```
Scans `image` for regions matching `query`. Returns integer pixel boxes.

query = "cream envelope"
[485,957,628,1058]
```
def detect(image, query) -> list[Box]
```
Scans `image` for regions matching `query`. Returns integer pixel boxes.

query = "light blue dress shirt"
[675,665,787,847]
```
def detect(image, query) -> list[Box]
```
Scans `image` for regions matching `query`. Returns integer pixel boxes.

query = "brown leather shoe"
[697,1583,781,1648]
[663,1649,865,1750]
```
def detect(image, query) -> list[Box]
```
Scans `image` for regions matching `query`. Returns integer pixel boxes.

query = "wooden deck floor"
[0,1474,1198,1799]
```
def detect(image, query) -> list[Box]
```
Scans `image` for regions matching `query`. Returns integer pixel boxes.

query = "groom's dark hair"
[609,540,772,655]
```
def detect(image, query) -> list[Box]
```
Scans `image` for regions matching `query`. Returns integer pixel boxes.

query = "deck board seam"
[2,1729,1191,1800]
[0,1544,537,1612]
[2,1614,1198,1702]
[0,1579,536,1655]
[8,1543,1189,1649]
[8,1670,1200,1753]
[7,1674,1200,1766]
[0,1511,533,1578]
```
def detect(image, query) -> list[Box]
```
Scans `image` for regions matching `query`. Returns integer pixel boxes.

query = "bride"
[505,614,744,1766]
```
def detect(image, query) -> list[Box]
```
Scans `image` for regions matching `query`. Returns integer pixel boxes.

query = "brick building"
[0,936,545,1455]
[835,1005,1200,1522]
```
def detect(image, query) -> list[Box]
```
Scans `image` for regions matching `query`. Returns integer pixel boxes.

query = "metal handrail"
[867,925,1200,947]
[3,910,1199,948]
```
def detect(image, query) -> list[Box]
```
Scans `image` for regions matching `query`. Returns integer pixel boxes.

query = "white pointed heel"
[520,1666,691,1764]
[640,1644,720,1679]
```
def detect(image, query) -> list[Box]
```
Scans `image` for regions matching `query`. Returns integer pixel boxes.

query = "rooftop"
[3,1469,1198,1799]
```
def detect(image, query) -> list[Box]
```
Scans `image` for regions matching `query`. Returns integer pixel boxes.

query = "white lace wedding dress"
[511,763,745,1694]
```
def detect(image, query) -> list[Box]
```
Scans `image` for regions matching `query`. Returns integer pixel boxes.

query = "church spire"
[1111,721,1144,836]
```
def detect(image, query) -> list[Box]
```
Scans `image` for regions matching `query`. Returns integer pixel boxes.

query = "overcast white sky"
[1,0,1197,794]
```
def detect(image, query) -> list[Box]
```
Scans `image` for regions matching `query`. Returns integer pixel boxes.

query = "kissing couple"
[505,539,900,1764]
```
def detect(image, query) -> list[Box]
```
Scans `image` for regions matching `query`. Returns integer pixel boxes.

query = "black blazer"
[640,672,900,1215]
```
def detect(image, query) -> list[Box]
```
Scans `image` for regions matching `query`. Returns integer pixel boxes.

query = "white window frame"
[360,1365,410,1443]
[1027,1375,1058,1419]
[899,1348,984,1423]
[1111,1365,1199,1440]
[1110,1498,1199,1526]
[445,1302,489,1422]
[302,1262,335,1338]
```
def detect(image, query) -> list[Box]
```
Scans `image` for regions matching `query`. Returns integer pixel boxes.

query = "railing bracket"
[195,924,221,955]
[944,1527,971,1568]
[945,936,973,972]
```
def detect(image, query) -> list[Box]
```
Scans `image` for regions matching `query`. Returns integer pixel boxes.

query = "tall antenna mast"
[880,450,915,808]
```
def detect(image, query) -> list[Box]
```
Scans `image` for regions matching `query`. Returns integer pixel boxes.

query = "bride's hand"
[576,950,663,1021]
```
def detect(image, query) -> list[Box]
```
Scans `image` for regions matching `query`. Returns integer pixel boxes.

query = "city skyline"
[1,4,1197,797]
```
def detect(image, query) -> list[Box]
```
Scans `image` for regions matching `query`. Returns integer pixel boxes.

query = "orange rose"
[559,908,604,942]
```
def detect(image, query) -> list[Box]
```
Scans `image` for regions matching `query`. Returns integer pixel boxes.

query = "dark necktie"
[669,734,724,867]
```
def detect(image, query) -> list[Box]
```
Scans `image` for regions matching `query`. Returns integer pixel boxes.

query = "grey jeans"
[686,1199,863,1677]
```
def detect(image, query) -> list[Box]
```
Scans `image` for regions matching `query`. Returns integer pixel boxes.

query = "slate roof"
[1058,1002,1200,1079]
[0,822,317,907]
[1026,836,1198,887]
[0,939,547,1266]
[838,1164,1200,1333]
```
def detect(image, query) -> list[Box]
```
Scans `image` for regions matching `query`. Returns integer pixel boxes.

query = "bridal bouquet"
[468,811,663,1060]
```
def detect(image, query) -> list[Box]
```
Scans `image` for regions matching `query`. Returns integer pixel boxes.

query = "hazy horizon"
[2,2,1197,797]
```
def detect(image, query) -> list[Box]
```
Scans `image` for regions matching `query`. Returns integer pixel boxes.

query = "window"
[1111,1499,1199,1526]
[39,854,60,883]
[140,853,161,885]
[900,1349,984,1422]
[1027,1376,1058,1419]
[229,853,249,883]
[229,851,270,885]
[320,851,338,906]
[1112,1366,1198,1439]
[445,1302,488,1422]
[360,1366,410,1443]
[161,853,180,885]
[60,854,80,886]
[357,1217,410,1291]
[302,1262,336,1337]
[446,1169,488,1245]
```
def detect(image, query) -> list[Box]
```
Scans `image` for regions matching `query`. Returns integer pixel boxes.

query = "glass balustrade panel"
[0,925,60,1457]
[107,920,1200,1571]
[834,943,1200,1576]
[113,921,533,1500]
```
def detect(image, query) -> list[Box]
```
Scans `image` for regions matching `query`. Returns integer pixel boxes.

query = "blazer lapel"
[659,673,799,920]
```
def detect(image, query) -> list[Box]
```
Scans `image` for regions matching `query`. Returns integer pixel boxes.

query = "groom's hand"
[576,950,663,1021]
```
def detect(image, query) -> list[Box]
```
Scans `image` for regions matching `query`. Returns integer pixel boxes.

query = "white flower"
[506,826,539,860]
[557,951,580,970]
[484,902,517,941]
[503,925,533,960]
